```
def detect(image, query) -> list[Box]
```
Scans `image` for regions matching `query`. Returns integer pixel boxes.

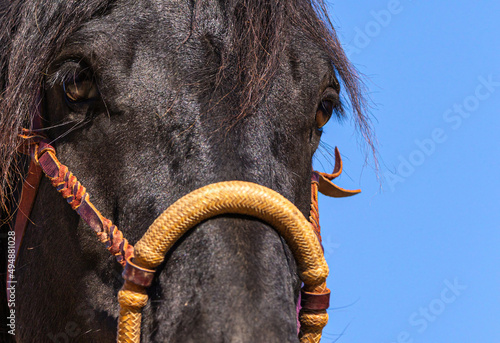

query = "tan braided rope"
[309,180,321,244]
[300,177,329,343]
[118,181,329,343]
[298,311,329,343]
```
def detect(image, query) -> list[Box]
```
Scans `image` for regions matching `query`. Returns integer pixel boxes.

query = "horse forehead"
[77,1,235,75]
[81,0,321,59]
[71,0,332,111]
[107,0,228,38]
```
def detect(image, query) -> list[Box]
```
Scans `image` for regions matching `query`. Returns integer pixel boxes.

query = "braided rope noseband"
[12,130,360,343]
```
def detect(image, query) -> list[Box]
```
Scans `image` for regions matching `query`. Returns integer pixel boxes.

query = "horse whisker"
[49,118,91,145]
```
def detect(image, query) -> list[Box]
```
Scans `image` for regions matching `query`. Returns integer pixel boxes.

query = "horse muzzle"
[118,181,329,343]
[14,131,360,343]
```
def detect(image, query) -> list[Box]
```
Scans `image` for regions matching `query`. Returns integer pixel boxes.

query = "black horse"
[0,0,374,342]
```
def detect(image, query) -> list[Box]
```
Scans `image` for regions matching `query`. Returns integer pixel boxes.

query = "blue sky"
[316,1,500,342]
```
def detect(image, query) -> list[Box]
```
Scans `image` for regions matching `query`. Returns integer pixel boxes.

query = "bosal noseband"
[11,128,360,343]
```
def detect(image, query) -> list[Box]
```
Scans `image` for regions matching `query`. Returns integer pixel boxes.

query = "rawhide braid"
[19,133,134,266]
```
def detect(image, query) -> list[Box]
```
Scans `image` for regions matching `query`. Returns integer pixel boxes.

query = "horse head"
[0,1,372,342]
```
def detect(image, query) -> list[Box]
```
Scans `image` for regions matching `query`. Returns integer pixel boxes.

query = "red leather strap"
[8,129,45,300]
[301,289,331,311]
[12,129,47,265]
[13,159,43,263]
[315,147,361,198]
[122,259,155,287]
[319,147,343,180]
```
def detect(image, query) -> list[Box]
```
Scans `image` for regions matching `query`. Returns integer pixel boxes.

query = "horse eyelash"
[334,102,344,117]
[328,100,344,121]
[334,96,347,119]
[45,62,93,88]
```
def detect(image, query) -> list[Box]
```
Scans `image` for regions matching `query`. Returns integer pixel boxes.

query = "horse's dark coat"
[0,1,371,342]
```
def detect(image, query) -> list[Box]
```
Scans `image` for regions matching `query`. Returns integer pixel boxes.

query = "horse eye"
[63,76,98,103]
[315,88,340,128]
[316,100,334,128]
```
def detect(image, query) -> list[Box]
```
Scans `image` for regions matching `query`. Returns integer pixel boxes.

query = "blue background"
[316,1,500,342]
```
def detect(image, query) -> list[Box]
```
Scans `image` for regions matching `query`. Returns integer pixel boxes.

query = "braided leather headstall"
[10,127,360,343]
[13,129,134,266]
